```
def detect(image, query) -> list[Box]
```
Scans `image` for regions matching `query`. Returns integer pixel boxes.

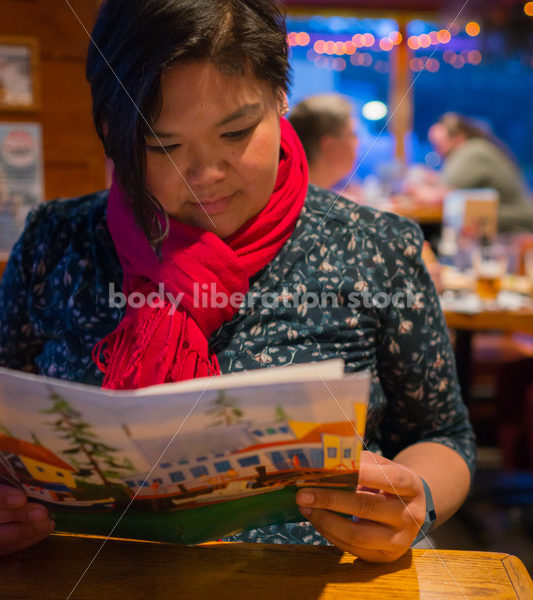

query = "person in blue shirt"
[0,0,474,560]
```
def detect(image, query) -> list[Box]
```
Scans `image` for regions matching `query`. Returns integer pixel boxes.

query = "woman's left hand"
[295,451,427,562]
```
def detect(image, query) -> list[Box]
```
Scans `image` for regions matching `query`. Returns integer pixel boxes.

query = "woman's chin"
[186,214,245,239]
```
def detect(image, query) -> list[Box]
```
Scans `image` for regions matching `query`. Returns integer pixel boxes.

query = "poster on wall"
[0,36,40,111]
[0,123,44,256]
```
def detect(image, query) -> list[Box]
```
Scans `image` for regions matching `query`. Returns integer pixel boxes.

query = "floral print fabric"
[0,184,475,545]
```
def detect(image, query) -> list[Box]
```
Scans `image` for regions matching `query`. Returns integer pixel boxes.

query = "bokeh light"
[408,36,421,50]
[345,41,356,55]
[452,54,466,69]
[443,50,455,63]
[468,50,482,65]
[426,58,440,73]
[362,33,376,47]
[465,22,481,37]
[332,58,347,71]
[352,33,363,47]
[419,34,431,48]
[379,38,394,51]
[437,29,452,44]
[297,32,310,46]
[389,31,403,45]
[362,101,388,121]
[314,40,325,54]
[425,152,441,168]
[409,57,424,72]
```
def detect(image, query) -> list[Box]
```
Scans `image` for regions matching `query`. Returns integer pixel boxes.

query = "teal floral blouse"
[0,184,475,545]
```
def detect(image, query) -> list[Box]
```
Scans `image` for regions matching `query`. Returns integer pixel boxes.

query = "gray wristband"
[411,477,437,547]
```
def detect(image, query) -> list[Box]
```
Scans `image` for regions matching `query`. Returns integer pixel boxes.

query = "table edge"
[502,554,533,599]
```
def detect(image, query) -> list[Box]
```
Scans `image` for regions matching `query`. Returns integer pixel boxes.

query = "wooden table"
[443,307,533,403]
[444,309,533,337]
[1,534,532,599]
[390,200,443,225]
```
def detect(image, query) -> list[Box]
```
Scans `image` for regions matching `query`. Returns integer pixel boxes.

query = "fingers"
[296,488,408,527]
[0,502,49,525]
[296,454,428,562]
[0,485,54,556]
[0,485,27,509]
[0,519,52,546]
[0,522,54,557]
[315,525,404,563]
[300,507,395,554]
[358,453,422,497]
[300,506,418,563]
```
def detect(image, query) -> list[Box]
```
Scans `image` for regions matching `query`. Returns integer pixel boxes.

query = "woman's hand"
[295,451,427,562]
[0,484,54,556]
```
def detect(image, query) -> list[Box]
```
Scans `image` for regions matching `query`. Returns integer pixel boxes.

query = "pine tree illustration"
[0,422,13,437]
[206,390,244,427]
[30,432,43,446]
[42,387,135,486]
[274,405,290,423]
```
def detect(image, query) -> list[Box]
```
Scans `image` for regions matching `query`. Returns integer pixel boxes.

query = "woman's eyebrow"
[215,103,262,127]
[147,103,262,139]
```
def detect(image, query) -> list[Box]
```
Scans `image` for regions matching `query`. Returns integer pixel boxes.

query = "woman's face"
[145,61,283,238]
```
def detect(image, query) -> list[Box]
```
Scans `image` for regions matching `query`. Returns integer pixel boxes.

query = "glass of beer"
[472,243,508,308]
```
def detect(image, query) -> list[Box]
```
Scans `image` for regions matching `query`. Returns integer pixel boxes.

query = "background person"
[407,112,533,233]
[0,0,474,561]
[288,94,358,190]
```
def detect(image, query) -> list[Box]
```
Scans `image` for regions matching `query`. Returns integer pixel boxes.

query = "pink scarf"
[93,118,308,389]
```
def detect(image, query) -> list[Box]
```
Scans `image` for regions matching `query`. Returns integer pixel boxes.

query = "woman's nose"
[185,148,227,187]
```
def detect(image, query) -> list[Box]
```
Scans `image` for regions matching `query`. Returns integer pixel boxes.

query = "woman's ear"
[277,90,289,117]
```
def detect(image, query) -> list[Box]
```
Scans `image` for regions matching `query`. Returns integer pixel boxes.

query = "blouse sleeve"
[373,215,476,479]
[0,205,48,372]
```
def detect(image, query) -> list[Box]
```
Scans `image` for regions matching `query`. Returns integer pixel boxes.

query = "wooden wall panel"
[40,58,106,198]
[0,0,105,275]
[0,0,106,202]
[1,0,97,60]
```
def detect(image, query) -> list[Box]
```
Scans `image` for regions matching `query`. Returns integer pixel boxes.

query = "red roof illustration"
[234,421,356,454]
[0,434,75,472]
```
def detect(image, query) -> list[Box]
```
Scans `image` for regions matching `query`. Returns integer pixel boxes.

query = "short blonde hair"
[288,94,353,164]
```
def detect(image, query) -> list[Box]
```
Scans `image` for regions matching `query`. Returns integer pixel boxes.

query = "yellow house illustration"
[0,434,76,489]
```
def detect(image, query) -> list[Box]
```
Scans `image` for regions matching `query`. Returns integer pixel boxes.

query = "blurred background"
[285,0,533,185]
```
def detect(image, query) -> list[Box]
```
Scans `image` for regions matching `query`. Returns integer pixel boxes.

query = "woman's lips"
[190,193,235,216]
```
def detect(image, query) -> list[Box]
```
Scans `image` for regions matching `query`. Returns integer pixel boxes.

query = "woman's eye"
[147,144,180,154]
[223,125,255,142]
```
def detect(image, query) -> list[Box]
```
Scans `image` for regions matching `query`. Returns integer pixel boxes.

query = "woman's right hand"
[0,484,54,556]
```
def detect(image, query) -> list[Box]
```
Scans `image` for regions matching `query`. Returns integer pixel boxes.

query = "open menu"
[0,360,369,544]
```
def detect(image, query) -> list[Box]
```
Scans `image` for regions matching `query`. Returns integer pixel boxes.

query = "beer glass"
[472,243,508,308]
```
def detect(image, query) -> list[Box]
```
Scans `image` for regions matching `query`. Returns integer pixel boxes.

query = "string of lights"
[288,21,486,73]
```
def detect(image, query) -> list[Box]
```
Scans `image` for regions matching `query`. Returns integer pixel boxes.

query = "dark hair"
[437,112,517,163]
[86,0,291,246]
[288,94,353,165]
[438,112,492,141]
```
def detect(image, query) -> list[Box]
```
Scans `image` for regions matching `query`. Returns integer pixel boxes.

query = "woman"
[0,0,474,561]
[408,112,533,233]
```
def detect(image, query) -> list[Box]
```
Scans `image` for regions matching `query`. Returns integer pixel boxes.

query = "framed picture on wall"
[0,36,41,111]
[0,122,44,256]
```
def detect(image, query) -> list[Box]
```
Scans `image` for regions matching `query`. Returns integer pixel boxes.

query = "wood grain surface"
[444,309,533,335]
[1,534,532,599]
